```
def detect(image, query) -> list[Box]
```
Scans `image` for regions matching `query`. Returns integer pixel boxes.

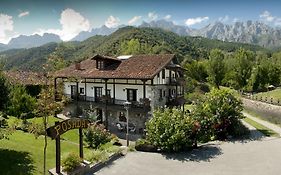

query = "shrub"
[83,124,111,149]
[87,150,109,163]
[135,139,157,152]
[62,152,82,172]
[193,88,245,140]
[8,85,37,118]
[146,108,194,152]
[28,121,45,138]
[99,142,122,154]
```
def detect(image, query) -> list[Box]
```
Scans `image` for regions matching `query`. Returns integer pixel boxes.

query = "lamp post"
[124,101,131,146]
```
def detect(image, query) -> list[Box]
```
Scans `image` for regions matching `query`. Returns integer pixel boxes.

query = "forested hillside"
[0,27,267,71]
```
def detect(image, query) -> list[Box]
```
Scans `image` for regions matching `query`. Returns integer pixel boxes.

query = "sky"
[1,0,281,44]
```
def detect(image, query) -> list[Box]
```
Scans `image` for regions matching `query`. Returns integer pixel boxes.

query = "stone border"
[49,153,124,175]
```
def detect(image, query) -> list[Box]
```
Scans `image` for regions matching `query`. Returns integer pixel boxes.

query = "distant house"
[53,54,185,133]
[3,70,47,96]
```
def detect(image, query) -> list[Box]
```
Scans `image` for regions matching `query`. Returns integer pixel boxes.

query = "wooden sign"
[47,118,90,139]
[47,118,91,174]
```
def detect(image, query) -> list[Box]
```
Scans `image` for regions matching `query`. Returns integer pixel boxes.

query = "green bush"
[28,121,45,138]
[62,152,82,172]
[87,150,109,163]
[193,88,245,140]
[8,86,37,118]
[83,124,111,149]
[135,139,157,152]
[146,108,194,152]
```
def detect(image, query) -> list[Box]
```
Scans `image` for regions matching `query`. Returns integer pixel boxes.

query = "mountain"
[0,43,8,52]
[7,33,61,49]
[190,20,281,48]
[0,27,266,71]
[139,20,191,36]
[71,25,120,41]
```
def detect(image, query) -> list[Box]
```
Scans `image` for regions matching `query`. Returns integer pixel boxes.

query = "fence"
[241,93,281,106]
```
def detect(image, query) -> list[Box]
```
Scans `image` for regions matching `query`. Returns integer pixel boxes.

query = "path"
[243,111,281,136]
[93,137,281,175]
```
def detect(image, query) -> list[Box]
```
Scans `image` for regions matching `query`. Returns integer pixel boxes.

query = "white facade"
[62,67,182,109]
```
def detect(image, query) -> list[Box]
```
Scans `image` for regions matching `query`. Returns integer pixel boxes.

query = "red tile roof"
[3,70,47,85]
[54,54,175,79]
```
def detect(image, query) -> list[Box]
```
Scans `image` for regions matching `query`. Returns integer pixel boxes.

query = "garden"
[136,88,249,152]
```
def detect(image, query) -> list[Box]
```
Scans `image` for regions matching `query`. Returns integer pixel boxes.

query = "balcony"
[168,77,185,86]
[66,94,151,109]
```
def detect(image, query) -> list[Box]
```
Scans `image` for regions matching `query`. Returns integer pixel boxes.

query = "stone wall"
[242,98,281,119]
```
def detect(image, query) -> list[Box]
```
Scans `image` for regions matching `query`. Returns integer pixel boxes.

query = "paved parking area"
[93,136,281,175]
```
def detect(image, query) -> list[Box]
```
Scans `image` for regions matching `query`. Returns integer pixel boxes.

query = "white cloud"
[33,8,90,41]
[0,14,14,44]
[18,11,29,18]
[59,8,90,40]
[260,11,275,22]
[164,14,171,20]
[185,16,209,26]
[128,16,142,25]
[259,10,281,26]
[218,15,229,22]
[148,12,158,21]
[105,15,120,28]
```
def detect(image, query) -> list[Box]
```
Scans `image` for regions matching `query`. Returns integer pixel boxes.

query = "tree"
[233,48,254,89]
[0,72,9,111]
[207,49,225,88]
[8,85,37,118]
[185,60,208,83]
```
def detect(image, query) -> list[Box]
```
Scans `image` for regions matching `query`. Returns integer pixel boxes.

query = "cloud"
[185,16,209,26]
[164,14,171,20]
[148,12,158,21]
[105,15,120,28]
[33,8,90,41]
[128,16,142,25]
[259,10,281,26]
[0,14,14,44]
[18,11,29,18]
[218,15,229,22]
[260,11,275,22]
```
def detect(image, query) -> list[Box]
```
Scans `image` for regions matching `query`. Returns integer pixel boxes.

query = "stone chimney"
[75,62,81,70]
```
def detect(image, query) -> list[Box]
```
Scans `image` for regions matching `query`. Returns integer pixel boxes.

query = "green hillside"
[0,27,267,71]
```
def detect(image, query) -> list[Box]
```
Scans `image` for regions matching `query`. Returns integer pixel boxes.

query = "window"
[79,87,84,94]
[96,60,104,69]
[162,69,165,79]
[119,112,126,122]
[163,90,166,97]
[157,73,160,78]
[127,89,137,102]
[94,87,102,98]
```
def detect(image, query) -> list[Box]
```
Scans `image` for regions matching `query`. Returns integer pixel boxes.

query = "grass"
[243,117,279,137]
[244,108,281,127]
[252,88,281,102]
[0,116,90,175]
[0,130,92,175]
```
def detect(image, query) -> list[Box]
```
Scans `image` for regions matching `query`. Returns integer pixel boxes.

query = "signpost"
[46,118,90,174]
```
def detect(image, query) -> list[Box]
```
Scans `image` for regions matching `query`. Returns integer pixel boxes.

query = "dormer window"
[96,60,104,70]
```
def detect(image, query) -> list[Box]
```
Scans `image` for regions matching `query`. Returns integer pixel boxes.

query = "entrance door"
[127,89,137,102]
[70,85,77,99]
[94,87,102,102]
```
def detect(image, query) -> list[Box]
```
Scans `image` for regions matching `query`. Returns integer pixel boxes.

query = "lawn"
[243,117,279,137]
[252,88,281,102]
[0,116,91,175]
[243,108,281,127]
